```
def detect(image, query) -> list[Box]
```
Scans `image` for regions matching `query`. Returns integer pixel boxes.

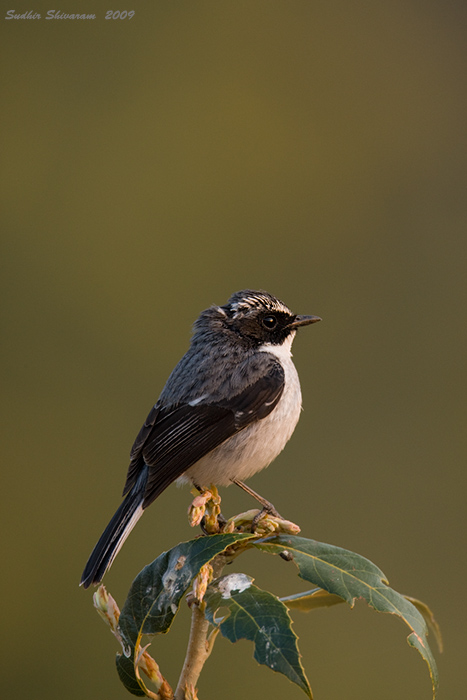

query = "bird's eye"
[262,315,278,329]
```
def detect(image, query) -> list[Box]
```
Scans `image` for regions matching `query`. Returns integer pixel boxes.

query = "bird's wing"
[123,357,285,508]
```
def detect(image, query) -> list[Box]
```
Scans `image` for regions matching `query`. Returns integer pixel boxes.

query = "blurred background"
[1,2,466,699]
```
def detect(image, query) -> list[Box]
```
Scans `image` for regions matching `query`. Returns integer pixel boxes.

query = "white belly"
[179,343,302,487]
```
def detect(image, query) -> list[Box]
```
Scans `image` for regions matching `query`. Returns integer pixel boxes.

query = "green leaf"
[115,654,147,697]
[254,535,439,698]
[119,533,252,644]
[204,573,312,698]
[117,533,254,696]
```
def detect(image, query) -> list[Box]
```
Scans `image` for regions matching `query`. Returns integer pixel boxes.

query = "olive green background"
[1,2,466,699]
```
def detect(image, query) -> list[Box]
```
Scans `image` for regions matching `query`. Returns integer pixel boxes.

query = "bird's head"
[194,289,321,349]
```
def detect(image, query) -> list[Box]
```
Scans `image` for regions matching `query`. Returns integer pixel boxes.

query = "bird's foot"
[188,481,301,537]
[251,503,280,527]
[227,479,301,535]
[223,508,301,536]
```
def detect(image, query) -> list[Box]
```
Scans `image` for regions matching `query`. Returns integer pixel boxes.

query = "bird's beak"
[288,314,322,329]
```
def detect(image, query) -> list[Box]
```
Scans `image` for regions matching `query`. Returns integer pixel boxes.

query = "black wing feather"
[143,404,236,507]
[123,357,285,509]
[122,404,161,496]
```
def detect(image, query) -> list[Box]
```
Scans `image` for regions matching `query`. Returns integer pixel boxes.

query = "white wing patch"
[188,395,209,407]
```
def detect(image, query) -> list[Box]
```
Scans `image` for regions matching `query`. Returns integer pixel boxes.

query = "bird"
[80,289,321,588]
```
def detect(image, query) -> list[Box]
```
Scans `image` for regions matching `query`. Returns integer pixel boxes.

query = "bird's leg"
[224,481,301,536]
[231,478,283,524]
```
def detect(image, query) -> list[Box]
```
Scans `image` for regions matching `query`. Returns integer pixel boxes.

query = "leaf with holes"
[281,587,443,654]
[116,533,254,696]
[204,573,312,698]
[254,535,438,698]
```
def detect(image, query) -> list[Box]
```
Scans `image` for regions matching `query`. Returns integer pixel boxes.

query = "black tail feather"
[80,466,148,588]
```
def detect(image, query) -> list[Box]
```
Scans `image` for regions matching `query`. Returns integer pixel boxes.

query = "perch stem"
[174,555,226,700]
[174,602,211,700]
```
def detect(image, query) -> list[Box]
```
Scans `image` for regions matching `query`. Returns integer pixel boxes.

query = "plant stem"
[174,555,227,699]
[174,601,211,699]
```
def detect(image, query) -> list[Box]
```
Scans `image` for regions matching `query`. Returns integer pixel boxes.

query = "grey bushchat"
[80,289,320,588]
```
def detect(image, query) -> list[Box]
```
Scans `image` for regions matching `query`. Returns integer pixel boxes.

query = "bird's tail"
[80,466,148,589]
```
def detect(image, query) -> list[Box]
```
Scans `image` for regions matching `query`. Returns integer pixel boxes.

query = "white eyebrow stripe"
[230,294,292,317]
